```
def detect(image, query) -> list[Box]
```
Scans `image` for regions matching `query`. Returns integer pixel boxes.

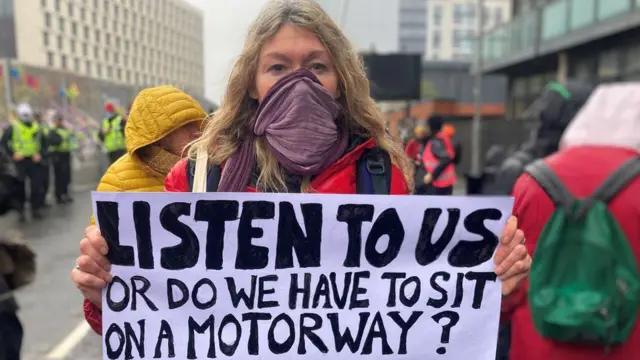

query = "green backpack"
[525,156,640,347]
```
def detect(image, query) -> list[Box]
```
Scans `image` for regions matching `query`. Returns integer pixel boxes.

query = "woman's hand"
[71,225,112,309]
[494,216,531,297]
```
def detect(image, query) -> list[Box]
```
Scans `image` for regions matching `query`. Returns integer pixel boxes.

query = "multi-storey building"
[1,0,204,95]
[399,0,428,55]
[426,0,511,61]
[480,0,640,120]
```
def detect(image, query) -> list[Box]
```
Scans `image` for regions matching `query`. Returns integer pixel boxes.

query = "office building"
[426,0,511,61]
[399,0,428,55]
[1,0,204,95]
[480,0,640,120]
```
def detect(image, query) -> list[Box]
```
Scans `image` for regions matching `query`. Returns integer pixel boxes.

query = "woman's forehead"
[260,24,327,59]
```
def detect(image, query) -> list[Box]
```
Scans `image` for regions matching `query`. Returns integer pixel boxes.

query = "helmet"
[104,102,115,113]
[16,103,33,121]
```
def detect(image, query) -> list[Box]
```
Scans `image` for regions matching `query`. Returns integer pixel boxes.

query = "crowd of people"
[0,0,638,359]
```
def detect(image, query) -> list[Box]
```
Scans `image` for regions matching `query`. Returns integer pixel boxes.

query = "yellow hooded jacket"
[95,86,206,194]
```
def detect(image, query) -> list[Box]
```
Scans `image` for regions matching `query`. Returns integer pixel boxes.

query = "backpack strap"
[356,147,392,195]
[187,148,221,193]
[590,156,640,204]
[524,159,575,213]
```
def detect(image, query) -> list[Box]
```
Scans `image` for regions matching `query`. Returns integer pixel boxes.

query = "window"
[61,55,67,69]
[107,66,113,78]
[104,0,109,12]
[114,52,119,64]
[44,13,51,27]
[59,18,65,32]
[93,46,99,59]
[113,20,118,33]
[117,68,122,81]
[74,58,80,72]
[97,64,102,77]
[125,40,130,51]
[93,0,98,8]
[84,25,89,39]
[124,54,128,65]
[86,60,92,76]
[95,30,100,42]
[102,16,107,27]
[92,12,97,24]
[432,30,441,49]
[114,4,119,17]
[70,40,76,53]
[433,5,442,26]
[104,49,109,61]
[43,32,49,47]
[47,52,54,66]
[41,0,47,8]
[494,8,503,25]
[82,42,88,56]
[68,3,74,16]
[57,35,63,50]
[72,22,77,35]
[81,8,86,21]
[115,37,121,49]
[126,70,131,83]
[454,4,464,24]
[106,33,111,45]
[55,0,60,11]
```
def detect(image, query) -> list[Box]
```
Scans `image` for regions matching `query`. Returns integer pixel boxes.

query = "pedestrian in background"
[99,102,126,164]
[0,148,36,360]
[0,103,47,222]
[422,115,457,195]
[48,113,75,204]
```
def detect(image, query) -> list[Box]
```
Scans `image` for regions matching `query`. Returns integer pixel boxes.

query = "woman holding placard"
[73,0,531,337]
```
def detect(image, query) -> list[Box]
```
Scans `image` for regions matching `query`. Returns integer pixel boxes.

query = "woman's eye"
[310,63,327,72]
[268,64,285,73]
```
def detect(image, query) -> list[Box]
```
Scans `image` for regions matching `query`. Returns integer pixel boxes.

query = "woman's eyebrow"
[263,52,291,63]
[304,50,328,62]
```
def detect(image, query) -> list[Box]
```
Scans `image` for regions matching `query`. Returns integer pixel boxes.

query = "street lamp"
[471,0,485,177]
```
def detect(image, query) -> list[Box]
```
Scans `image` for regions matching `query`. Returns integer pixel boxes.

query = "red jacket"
[405,138,422,160]
[166,138,409,194]
[83,138,410,334]
[509,146,640,360]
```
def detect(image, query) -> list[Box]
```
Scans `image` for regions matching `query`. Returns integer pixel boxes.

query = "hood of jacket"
[125,85,206,157]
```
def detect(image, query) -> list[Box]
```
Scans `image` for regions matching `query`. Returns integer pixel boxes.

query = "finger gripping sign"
[92,192,513,360]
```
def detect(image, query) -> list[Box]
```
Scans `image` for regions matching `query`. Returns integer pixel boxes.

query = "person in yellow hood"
[94,85,206,194]
[74,86,206,333]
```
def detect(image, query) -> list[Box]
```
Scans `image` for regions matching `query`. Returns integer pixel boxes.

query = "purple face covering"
[217,70,349,192]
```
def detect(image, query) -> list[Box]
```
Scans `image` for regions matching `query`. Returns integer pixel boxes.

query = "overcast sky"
[184,0,399,103]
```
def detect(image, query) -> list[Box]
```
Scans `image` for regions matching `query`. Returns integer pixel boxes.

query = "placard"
[92,192,513,360]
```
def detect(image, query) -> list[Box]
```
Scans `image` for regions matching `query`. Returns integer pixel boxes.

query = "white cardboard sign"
[92,192,513,360]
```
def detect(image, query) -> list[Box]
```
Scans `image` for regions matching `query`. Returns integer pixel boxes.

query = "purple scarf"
[217,70,349,192]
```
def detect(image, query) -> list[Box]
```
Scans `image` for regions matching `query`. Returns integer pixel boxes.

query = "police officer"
[0,103,47,221]
[48,113,75,204]
[34,111,52,208]
[99,102,126,164]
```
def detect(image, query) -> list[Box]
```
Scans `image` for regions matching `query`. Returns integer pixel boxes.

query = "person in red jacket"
[74,0,531,337]
[405,125,430,194]
[422,115,457,195]
[508,82,640,360]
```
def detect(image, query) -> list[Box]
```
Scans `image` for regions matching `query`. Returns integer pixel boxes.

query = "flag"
[10,67,20,79]
[66,83,80,99]
[26,75,40,90]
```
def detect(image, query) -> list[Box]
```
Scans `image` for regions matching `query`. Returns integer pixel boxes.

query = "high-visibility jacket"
[50,127,75,153]
[102,116,126,152]
[423,132,457,188]
[10,121,41,157]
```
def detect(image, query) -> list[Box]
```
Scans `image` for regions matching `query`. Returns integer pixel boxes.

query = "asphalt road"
[3,191,103,360]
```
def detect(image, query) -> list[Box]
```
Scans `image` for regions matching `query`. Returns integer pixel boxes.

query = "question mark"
[431,311,460,355]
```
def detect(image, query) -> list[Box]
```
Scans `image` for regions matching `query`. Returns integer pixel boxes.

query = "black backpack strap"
[524,159,574,213]
[187,159,222,192]
[356,147,392,195]
[590,157,640,204]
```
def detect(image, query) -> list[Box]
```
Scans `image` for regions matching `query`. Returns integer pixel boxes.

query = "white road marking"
[46,321,92,359]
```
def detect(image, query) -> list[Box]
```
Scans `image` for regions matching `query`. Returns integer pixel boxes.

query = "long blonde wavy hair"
[189,0,413,192]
